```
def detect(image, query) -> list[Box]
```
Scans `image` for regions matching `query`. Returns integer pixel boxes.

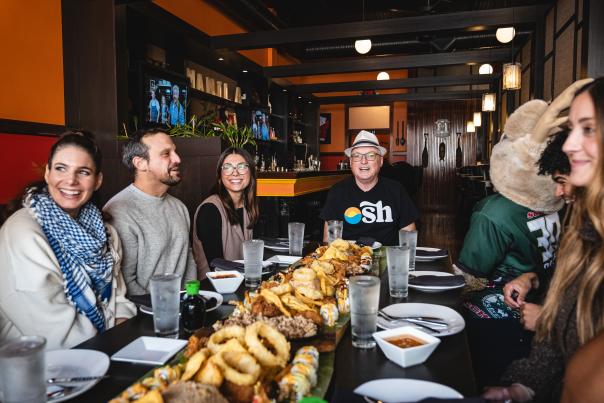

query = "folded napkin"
[356,236,376,247]
[409,275,465,287]
[210,258,244,272]
[416,248,448,257]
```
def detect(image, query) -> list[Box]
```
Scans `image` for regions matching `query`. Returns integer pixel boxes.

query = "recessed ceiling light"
[308,101,312,104]
[283,89,288,92]
[298,96,301,99]
[242,69,248,73]
[218,57,224,61]
[377,71,390,80]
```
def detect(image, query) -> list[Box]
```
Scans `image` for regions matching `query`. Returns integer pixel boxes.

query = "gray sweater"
[103,184,196,295]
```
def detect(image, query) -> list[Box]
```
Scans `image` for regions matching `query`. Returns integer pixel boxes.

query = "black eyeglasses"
[221,162,250,175]
[350,152,379,162]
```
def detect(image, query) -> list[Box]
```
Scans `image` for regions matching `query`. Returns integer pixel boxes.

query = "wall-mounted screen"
[251,109,270,140]
[144,75,188,126]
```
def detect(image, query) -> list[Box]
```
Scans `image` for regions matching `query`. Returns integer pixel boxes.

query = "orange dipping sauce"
[385,335,425,349]
[211,273,238,279]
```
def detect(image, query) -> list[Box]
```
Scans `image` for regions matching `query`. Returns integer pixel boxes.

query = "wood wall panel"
[545,8,555,55]
[578,0,583,23]
[544,57,553,100]
[554,24,575,97]
[576,26,583,79]
[521,39,532,69]
[407,101,477,212]
[521,68,531,104]
[556,0,575,30]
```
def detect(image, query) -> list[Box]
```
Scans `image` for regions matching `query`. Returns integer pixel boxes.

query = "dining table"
[72,248,477,402]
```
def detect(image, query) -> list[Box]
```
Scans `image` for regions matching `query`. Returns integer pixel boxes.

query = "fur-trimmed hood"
[490,100,564,213]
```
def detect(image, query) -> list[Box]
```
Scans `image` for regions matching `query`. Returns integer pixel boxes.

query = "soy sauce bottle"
[181,280,206,336]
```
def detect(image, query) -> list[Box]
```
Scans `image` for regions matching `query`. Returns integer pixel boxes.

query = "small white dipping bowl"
[373,326,441,368]
[207,270,244,294]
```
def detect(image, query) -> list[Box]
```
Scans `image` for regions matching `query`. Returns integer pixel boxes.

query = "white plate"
[415,246,448,262]
[46,349,110,402]
[348,240,383,250]
[264,244,290,252]
[110,336,187,365]
[266,255,302,265]
[354,378,463,402]
[408,271,465,293]
[377,303,465,337]
[139,290,223,315]
[232,260,273,275]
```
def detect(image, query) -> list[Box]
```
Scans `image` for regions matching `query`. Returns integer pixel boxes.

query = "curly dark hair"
[537,129,570,176]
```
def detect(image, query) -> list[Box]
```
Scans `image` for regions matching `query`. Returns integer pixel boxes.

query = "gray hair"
[121,125,170,171]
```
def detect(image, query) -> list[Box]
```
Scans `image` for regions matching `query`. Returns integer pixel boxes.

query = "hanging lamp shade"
[377,71,390,80]
[503,62,522,90]
[473,112,482,127]
[478,64,493,74]
[482,93,496,111]
[496,27,516,43]
[467,121,475,133]
[355,39,372,54]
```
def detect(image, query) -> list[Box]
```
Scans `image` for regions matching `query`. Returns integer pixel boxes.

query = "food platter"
[112,239,369,402]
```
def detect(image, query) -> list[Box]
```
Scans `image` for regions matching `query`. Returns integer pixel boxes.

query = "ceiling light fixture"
[377,71,390,80]
[355,0,371,54]
[242,69,248,73]
[218,57,224,61]
[467,121,476,133]
[482,93,496,112]
[478,64,493,74]
[473,112,482,127]
[496,27,516,43]
[502,62,522,90]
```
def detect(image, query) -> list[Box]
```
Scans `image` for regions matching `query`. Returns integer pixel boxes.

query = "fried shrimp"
[213,350,261,386]
[245,322,291,368]
[207,326,246,354]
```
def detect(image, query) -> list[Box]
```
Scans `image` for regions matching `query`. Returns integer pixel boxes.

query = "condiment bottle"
[181,280,205,336]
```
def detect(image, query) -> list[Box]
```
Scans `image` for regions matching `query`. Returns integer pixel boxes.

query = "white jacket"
[0,208,136,350]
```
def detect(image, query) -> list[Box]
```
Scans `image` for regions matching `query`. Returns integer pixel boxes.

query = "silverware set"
[46,375,108,399]
[377,310,448,334]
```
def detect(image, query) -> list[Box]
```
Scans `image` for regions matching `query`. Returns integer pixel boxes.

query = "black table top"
[74,255,476,402]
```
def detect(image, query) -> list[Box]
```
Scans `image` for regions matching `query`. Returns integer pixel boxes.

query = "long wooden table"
[74,255,476,402]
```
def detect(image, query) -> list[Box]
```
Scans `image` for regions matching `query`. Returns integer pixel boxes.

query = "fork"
[377,311,442,333]
[47,385,77,399]
[378,310,448,327]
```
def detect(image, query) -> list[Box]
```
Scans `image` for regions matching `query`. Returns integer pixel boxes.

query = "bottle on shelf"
[181,280,206,336]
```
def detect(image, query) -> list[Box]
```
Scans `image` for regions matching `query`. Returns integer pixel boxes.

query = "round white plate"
[415,246,448,262]
[264,244,290,252]
[348,240,383,250]
[377,303,465,337]
[408,271,465,293]
[139,290,223,315]
[354,378,463,402]
[46,349,109,402]
[232,260,273,275]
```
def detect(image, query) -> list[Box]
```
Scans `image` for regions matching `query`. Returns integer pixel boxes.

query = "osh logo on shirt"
[344,201,393,224]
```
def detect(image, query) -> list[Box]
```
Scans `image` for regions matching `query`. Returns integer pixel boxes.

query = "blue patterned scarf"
[27,190,113,332]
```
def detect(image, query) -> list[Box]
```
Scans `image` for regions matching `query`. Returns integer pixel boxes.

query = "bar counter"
[257,170,351,197]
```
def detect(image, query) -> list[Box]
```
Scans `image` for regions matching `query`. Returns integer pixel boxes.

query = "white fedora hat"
[344,130,387,157]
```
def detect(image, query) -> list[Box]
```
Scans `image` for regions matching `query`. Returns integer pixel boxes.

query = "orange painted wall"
[0,0,64,124]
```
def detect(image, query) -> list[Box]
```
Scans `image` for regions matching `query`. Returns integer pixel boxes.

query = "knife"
[47,375,109,384]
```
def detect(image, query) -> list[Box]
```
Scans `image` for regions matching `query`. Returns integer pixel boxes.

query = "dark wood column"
[586,0,604,77]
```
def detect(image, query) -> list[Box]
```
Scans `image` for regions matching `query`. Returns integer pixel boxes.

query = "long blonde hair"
[537,78,604,344]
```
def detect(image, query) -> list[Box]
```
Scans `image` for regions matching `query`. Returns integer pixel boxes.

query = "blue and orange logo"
[344,207,362,224]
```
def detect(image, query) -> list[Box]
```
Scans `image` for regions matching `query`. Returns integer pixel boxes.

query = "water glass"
[0,335,46,403]
[349,275,381,349]
[288,222,305,256]
[150,273,181,338]
[398,229,418,271]
[243,239,264,289]
[327,220,343,243]
[386,246,410,298]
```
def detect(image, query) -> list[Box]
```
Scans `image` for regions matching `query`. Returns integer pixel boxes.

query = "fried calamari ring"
[245,322,291,367]
[207,326,246,354]
[268,282,293,296]
[292,268,316,282]
[213,350,261,386]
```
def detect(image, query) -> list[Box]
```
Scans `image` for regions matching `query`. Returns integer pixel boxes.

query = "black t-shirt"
[196,203,244,265]
[320,176,419,246]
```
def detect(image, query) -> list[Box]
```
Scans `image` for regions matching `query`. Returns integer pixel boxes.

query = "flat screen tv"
[251,109,270,140]
[144,72,188,126]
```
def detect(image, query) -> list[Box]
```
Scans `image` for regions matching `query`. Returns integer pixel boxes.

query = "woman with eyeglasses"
[192,147,259,278]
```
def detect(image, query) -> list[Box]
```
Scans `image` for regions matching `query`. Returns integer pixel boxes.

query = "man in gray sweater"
[104,125,196,295]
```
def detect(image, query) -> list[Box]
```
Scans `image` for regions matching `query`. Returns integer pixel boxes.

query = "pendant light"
[496,27,516,44]
[479,64,493,75]
[467,121,475,133]
[473,112,482,127]
[355,0,371,54]
[482,93,496,112]
[376,71,390,80]
[503,62,522,90]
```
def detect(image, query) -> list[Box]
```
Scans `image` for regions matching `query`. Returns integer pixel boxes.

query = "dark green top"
[458,193,562,283]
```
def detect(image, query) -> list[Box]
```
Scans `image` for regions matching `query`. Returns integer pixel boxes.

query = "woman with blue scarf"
[0,131,136,350]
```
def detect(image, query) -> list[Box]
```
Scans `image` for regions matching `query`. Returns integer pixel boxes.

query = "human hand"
[531,78,594,142]
[483,384,533,402]
[503,273,537,308]
[520,303,542,331]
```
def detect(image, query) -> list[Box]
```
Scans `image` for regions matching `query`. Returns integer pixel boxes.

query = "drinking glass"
[150,273,181,338]
[349,275,381,348]
[398,229,418,271]
[0,335,46,403]
[288,222,305,256]
[386,246,410,298]
[243,239,264,289]
[327,220,343,243]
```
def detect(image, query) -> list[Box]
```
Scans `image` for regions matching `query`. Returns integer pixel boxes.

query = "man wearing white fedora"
[320,130,418,246]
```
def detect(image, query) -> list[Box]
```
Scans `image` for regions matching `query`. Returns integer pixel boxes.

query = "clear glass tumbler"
[243,239,264,289]
[386,246,410,298]
[0,335,46,403]
[288,222,305,256]
[398,229,418,271]
[150,273,181,338]
[327,220,344,244]
[349,275,381,349]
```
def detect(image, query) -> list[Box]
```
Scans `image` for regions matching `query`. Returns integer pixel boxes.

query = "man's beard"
[161,168,181,186]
